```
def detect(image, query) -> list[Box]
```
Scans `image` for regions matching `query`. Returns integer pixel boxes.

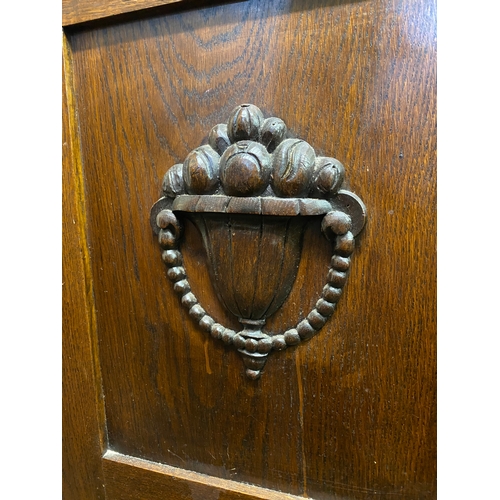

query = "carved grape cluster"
[162,104,345,200]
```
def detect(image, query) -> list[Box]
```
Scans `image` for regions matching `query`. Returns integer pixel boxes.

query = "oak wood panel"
[62,35,107,499]
[67,0,436,498]
[103,450,313,499]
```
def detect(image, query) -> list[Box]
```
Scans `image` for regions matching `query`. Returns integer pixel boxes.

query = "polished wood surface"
[64,0,436,497]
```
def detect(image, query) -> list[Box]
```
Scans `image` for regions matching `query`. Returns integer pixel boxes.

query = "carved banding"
[172,195,333,216]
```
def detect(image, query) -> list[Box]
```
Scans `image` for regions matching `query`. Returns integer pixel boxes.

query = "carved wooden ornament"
[150,104,366,379]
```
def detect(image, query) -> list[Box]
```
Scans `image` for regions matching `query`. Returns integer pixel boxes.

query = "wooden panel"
[103,451,309,499]
[62,0,242,27]
[62,35,107,499]
[67,0,436,498]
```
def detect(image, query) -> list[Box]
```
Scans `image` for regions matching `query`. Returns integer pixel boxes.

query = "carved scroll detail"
[151,104,366,379]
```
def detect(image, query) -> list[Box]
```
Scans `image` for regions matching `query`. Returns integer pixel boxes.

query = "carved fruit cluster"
[162,104,345,199]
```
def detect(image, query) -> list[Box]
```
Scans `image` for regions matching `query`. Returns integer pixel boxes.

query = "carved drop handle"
[150,104,366,379]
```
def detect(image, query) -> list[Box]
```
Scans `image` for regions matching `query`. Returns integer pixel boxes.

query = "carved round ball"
[233,334,246,350]
[210,323,225,340]
[173,279,190,295]
[315,298,336,317]
[220,328,236,345]
[322,211,352,236]
[220,141,271,196]
[331,255,350,271]
[162,163,185,198]
[162,249,182,267]
[327,269,347,288]
[181,292,198,309]
[167,266,186,282]
[284,329,301,346]
[297,319,317,340]
[261,117,287,153]
[257,338,273,354]
[271,139,316,197]
[183,145,220,195]
[189,304,206,321]
[307,309,328,330]
[156,210,180,233]
[158,229,177,249]
[245,339,259,353]
[272,335,287,351]
[227,104,264,143]
[208,124,230,155]
[156,209,181,249]
[310,157,345,197]
[199,315,215,332]
[322,285,343,303]
[334,232,355,256]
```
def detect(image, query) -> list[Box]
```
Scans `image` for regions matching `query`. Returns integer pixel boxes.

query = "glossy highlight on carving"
[151,104,366,379]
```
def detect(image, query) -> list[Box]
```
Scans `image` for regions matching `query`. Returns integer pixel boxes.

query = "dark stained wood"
[64,0,436,497]
[103,451,307,500]
[62,34,107,499]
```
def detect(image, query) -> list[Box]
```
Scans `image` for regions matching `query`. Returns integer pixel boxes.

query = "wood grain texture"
[103,450,314,499]
[67,0,436,497]
[62,0,244,27]
[62,34,107,499]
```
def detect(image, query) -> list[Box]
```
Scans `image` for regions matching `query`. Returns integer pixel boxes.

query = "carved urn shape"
[150,104,366,379]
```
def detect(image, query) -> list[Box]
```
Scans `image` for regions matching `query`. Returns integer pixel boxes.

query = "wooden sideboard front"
[62,1,436,498]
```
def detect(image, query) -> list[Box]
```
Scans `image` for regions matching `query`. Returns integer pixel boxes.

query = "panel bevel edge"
[62,0,246,28]
[103,450,307,500]
[62,32,108,499]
